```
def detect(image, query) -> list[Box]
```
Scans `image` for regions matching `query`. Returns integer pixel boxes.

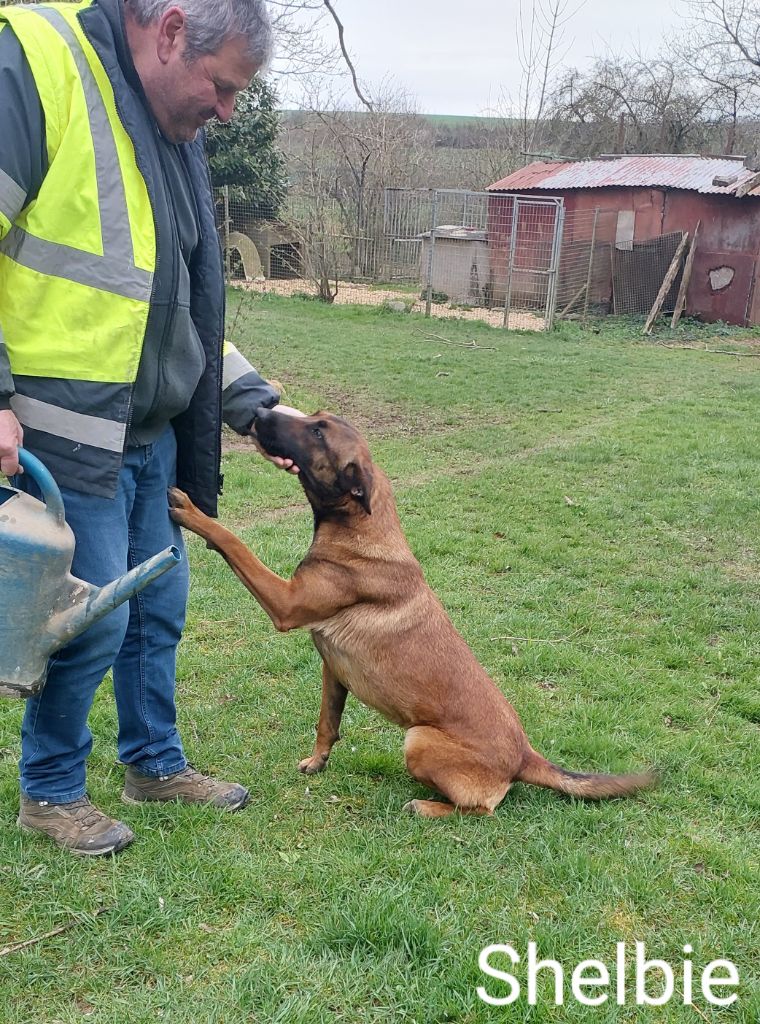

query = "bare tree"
[267,0,342,84]
[679,0,760,153]
[548,48,729,156]
[279,76,429,295]
[320,0,374,111]
[269,0,376,113]
[685,0,760,72]
[516,0,584,154]
[267,3,440,294]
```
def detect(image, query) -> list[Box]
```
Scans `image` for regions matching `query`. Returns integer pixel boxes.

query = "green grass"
[1,295,758,1022]
[420,114,508,128]
[278,109,504,127]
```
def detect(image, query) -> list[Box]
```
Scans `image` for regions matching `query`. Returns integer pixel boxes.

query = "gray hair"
[126,0,274,66]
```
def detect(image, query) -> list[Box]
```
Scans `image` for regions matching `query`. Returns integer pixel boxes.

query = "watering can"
[0,448,181,698]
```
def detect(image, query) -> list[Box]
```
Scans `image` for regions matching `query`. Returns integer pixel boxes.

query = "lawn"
[0,296,758,1022]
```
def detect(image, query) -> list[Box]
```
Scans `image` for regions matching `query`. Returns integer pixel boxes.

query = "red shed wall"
[560,187,666,238]
[487,187,760,324]
[661,191,760,325]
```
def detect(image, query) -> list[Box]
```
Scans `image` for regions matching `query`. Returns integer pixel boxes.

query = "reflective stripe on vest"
[1,225,151,303]
[222,343,254,391]
[10,391,126,452]
[0,6,152,302]
[0,167,24,227]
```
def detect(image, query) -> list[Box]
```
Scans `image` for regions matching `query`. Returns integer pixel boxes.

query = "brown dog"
[168,409,655,818]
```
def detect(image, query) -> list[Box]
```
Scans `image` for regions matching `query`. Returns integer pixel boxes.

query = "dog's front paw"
[298,754,328,775]
[168,487,202,530]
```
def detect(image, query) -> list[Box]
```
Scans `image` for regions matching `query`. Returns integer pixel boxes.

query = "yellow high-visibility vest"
[0,1,278,515]
[0,1,155,456]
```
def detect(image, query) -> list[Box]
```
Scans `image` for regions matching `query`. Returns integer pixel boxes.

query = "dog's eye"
[311,427,323,440]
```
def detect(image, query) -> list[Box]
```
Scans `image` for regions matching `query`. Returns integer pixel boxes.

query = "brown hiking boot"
[121,766,249,811]
[18,796,135,857]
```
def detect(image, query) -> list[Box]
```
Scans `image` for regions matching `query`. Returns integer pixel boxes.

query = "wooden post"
[735,170,760,198]
[223,186,231,284]
[556,283,587,320]
[583,208,599,322]
[424,191,439,318]
[643,232,690,335]
[671,220,700,329]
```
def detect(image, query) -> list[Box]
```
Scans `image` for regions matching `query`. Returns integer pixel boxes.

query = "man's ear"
[156,7,186,64]
[342,461,373,515]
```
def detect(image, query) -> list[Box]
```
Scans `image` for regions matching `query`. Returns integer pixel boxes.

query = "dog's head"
[253,408,374,516]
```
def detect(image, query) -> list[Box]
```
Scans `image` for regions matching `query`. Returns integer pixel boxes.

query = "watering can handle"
[17,448,66,526]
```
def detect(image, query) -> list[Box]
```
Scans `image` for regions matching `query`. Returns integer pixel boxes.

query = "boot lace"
[65,797,110,830]
[176,766,216,791]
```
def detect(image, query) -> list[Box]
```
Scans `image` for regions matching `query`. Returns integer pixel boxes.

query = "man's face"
[136,10,259,143]
[160,35,257,142]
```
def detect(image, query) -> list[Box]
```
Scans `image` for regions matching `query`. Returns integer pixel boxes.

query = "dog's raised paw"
[167,487,198,529]
[167,487,188,509]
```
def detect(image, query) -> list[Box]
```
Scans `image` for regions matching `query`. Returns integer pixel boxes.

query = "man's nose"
[215,95,235,123]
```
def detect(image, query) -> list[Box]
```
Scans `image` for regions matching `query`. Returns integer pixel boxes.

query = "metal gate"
[382,188,566,330]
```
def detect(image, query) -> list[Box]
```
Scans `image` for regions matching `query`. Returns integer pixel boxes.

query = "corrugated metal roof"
[489,161,568,190]
[487,156,760,197]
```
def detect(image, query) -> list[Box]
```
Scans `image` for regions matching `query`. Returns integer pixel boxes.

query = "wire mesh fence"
[216,186,689,331]
[216,186,567,330]
[553,212,687,323]
[553,208,617,320]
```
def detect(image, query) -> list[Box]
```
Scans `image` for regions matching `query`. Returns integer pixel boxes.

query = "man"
[0,0,299,856]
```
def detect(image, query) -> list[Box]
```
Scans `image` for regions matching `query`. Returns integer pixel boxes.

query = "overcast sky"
[277,0,686,115]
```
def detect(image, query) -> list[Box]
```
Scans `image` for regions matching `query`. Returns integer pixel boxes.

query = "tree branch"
[321,0,374,111]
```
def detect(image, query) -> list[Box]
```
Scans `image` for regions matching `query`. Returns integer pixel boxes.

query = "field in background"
[0,298,758,1022]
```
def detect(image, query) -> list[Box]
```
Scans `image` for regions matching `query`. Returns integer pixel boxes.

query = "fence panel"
[552,209,618,321]
[216,187,568,331]
[553,212,687,323]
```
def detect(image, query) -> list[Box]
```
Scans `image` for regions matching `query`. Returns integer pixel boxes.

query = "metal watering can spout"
[48,546,182,649]
[0,449,181,698]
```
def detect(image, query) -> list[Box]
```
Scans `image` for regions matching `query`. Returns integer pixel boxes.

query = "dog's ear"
[342,461,373,515]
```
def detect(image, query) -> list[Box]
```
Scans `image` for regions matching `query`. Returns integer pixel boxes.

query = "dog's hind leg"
[402,799,492,818]
[298,664,348,775]
[402,726,510,818]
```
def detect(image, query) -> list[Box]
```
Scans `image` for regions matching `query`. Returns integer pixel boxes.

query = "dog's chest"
[310,619,411,726]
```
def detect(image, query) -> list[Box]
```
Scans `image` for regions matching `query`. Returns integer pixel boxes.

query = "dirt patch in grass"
[235,277,546,331]
[719,553,760,581]
[657,334,760,353]
[236,501,307,526]
[310,382,447,438]
[222,432,260,454]
[222,387,446,446]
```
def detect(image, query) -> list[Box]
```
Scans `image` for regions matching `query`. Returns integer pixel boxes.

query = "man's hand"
[250,404,305,475]
[0,408,23,477]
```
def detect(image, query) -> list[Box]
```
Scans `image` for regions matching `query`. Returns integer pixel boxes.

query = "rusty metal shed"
[487,155,760,325]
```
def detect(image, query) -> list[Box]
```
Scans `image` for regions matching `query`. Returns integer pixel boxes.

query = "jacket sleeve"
[0,324,13,409]
[221,340,280,434]
[0,23,48,407]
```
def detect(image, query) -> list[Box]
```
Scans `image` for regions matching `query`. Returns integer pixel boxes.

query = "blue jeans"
[19,427,190,802]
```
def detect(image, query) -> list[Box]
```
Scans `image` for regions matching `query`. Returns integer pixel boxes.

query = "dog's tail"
[516,748,657,799]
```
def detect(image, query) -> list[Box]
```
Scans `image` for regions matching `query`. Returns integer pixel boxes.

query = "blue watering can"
[0,448,180,698]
